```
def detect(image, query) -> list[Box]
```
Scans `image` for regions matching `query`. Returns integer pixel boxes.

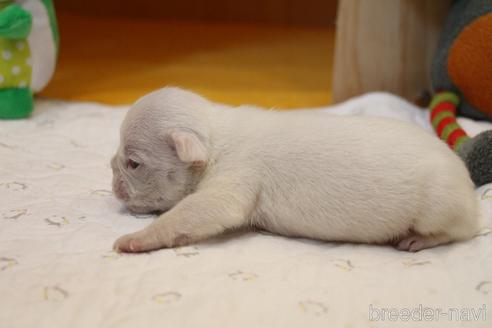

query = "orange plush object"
[448,13,492,118]
[432,0,492,122]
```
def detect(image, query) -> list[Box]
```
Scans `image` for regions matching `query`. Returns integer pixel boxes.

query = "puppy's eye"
[127,159,140,169]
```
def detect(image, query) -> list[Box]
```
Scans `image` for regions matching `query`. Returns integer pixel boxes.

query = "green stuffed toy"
[430,0,492,187]
[0,0,58,119]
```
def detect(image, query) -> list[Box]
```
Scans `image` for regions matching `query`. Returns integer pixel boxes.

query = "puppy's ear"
[167,130,207,167]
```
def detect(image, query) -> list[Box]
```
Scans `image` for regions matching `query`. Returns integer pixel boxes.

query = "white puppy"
[111,87,480,253]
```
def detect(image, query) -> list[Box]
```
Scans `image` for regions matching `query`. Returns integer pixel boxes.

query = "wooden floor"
[39,11,334,108]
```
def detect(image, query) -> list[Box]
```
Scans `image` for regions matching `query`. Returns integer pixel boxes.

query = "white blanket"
[1,93,491,328]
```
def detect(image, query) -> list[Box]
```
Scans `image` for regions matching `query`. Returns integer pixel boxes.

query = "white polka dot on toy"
[16,42,25,50]
[11,66,21,75]
[2,50,12,60]
[0,75,4,84]
[18,80,27,87]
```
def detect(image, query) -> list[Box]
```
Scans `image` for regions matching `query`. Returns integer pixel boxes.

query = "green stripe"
[431,111,454,129]
[441,122,460,141]
[430,92,460,109]
[454,136,470,151]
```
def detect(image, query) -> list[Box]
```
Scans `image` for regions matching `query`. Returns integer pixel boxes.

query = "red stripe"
[430,102,456,121]
[448,129,467,148]
[436,116,456,137]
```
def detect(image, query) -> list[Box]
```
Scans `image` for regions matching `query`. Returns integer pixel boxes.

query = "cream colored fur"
[112,87,480,253]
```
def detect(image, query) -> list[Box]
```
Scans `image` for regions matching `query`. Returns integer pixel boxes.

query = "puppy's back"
[230,111,479,244]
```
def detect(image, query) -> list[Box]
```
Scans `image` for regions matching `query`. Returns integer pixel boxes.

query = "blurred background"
[40,0,337,108]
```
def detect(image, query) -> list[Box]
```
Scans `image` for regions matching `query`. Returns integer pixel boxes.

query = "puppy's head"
[111,87,210,214]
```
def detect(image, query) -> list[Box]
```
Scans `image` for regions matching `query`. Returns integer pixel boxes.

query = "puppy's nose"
[113,179,130,201]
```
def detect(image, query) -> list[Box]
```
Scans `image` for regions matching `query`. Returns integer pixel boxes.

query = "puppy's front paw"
[113,230,164,253]
[113,226,194,253]
[113,234,143,253]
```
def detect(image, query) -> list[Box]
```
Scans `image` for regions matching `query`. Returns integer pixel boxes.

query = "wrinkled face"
[111,137,195,214]
[111,87,209,214]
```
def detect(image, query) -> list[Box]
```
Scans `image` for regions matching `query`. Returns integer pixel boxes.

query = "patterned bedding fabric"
[1,93,491,328]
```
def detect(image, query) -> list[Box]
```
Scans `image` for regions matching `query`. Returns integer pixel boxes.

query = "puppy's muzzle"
[113,179,130,201]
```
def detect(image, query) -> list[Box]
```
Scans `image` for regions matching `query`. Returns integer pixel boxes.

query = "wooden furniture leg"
[332,0,451,104]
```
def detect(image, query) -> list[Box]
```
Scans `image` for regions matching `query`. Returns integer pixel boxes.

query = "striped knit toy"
[430,91,469,151]
[430,91,492,187]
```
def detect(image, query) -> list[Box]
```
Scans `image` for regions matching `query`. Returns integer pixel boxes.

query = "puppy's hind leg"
[395,165,480,252]
[396,193,480,252]
[396,208,479,252]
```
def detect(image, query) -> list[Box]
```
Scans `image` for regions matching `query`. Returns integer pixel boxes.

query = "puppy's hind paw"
[396,233,450,252]
[396,235,426,252]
